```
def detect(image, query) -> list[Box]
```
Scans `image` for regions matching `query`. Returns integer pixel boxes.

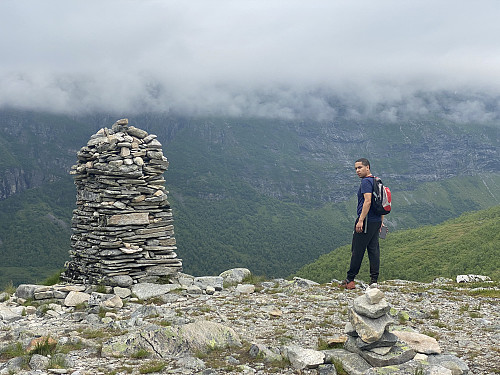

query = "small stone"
[114,287,132,299]
[236,284,255,294]
[127,126,148,139]
[206,286,216,295]
[365,288,385,304]
[133,156,144,166]
[120,147,131,157]
[64,291,90,307]
[327,335,348,346]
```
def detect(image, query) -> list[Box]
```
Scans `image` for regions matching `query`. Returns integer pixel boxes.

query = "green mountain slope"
[0,179,74,287]
[293,205,500,283]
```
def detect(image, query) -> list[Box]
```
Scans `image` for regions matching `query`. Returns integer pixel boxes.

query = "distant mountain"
[0,109,499,288]
[293,205,500,283]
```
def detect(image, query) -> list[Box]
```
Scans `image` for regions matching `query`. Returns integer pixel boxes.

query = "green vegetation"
[0,179,73,289]
[139,360,166,374]
[294,205,500,283]
[28,337,57,356]
[0,110,499,288]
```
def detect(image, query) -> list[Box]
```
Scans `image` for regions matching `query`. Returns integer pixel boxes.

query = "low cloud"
[1,0,500,122]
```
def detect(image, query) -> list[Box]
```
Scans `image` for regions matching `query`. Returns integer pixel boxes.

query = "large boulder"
[219,268,251,285]
[101,320,241,357]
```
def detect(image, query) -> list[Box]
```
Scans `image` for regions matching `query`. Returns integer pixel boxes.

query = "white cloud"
[1,0,500,120]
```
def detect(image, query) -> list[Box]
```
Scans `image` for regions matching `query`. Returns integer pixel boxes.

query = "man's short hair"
[355,158,370,168]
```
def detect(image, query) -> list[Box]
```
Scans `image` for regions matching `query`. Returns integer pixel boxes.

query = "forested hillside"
[293,205,500,283]
[0,109,499,288]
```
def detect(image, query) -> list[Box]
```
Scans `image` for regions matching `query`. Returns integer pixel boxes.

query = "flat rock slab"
[393,330,441,354]
[347,340,416,367]
[101,320,241,357]
[356,331,398,350]
[131,283,180,300]
[428,354,470,374]
[323,348,372,375]
[283,345,325,370]
[108,212,150,226]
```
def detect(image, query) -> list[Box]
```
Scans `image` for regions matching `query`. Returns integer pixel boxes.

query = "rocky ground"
[0,273,498,375]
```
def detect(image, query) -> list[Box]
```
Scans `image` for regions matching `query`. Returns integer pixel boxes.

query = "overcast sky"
[1,0,500,120]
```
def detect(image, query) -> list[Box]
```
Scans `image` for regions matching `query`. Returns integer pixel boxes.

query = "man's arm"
[356,192,372,233]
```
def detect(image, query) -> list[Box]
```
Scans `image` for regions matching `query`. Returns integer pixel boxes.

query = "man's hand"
[355,219,364,233]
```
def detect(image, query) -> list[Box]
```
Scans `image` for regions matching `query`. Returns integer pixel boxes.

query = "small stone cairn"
[344,288,416,367]
[61,119,182,286]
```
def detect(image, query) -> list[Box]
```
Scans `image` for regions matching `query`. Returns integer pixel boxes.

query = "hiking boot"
[369,279,378,288]
[339,279,356,290]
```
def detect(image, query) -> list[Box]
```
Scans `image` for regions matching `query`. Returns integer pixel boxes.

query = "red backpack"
[371,176,392,215]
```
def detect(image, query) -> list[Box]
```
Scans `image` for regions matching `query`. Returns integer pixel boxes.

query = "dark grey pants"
[347,219,381,282]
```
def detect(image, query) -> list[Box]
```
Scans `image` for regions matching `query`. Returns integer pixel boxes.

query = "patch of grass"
[57,341,86,354]
[265,288,283,294]
[434,321,448,329]
[74,302,87,311]
[41,270,63,286]
[466,289,500,298]
[104,366,134,375]
[457,281,499,289]
[2,280,16,295]
[155,319,172,327]
[267,356,291,370]
[318,318,332,328]
[469,311,482,318]
[429,309,440,319]
[131,348,151,359]
[98,307,107,319]
[332,359,348,375]
[422,330,441,340]
[0,342,24,360]
[95,284,108,293]
[139,360,166,374]
[199,305,212,313]
[28,337,57,356]
[47,353,67,369]
[459,304,470,313]
[79,328,127,340]
[242,274,269,285]
[316,337,330,351]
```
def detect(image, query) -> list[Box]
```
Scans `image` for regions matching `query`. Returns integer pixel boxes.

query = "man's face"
[354,162,370,178]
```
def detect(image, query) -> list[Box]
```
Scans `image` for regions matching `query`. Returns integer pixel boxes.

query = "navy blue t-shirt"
[357,177,382,222]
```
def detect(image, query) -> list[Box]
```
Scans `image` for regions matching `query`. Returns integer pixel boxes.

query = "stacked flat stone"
[344,288,416,367]
[61,119,182,285]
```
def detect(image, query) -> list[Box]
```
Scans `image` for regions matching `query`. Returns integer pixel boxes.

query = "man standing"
[340,158,385,289]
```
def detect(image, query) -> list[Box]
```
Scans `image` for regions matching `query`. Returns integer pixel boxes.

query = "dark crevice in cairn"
[61,119,182,286]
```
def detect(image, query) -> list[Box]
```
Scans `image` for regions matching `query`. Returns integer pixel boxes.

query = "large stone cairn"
[344,288,416,367]
[61,119,182,286]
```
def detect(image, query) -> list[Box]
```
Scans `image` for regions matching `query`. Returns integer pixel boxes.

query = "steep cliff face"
[0,110,91,200]
[0,168,44,200]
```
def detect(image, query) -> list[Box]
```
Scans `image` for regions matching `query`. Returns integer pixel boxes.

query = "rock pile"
[344,288,416,367]
[61,119,181,285]
[0,274,485,374]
